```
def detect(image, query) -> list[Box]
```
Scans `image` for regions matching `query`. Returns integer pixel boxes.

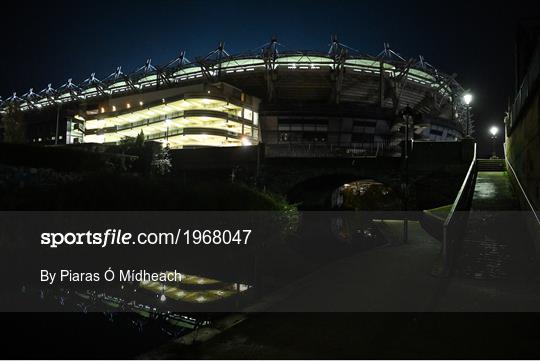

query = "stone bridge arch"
[260,158,404,209]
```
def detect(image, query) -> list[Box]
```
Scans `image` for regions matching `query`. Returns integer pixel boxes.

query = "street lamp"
[463,93,473,137]
[165,117,171,142]
[400,105,415,244]
[490,126,499,159]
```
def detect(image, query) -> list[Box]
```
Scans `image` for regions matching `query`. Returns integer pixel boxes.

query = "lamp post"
[165,117,171,142]
[55,103,61,145]
[463,93,473,137]
[490,126,499,159]
[400,105,415,244]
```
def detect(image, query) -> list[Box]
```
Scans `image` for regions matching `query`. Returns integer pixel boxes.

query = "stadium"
[0,38,471,154]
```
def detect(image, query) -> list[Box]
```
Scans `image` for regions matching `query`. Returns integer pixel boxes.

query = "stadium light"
[490,126,499,137]
[463,93,473,105]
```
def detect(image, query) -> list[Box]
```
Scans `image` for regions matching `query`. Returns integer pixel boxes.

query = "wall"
[506,92,540,208]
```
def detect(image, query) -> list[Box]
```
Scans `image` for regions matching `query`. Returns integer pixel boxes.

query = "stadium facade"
[0,39,471,153]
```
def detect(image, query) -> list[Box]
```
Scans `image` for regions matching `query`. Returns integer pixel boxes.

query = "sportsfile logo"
[40,229,252,248]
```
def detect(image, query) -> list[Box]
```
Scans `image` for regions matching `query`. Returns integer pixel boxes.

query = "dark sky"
[1,0,538,156]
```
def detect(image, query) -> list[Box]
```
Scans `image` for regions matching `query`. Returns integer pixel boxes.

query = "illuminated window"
[244,108,253,121]
[253,112,259,126]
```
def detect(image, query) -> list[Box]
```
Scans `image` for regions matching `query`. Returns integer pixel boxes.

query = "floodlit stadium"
[0,38,471,151]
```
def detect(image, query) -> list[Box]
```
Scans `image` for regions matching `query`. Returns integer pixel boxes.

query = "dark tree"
[1,104,25,143]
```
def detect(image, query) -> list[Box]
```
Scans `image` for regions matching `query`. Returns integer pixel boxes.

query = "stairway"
[477,159,505,172]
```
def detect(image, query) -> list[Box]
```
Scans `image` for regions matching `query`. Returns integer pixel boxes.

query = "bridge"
[168,138,540,313]
[170,139,475,210]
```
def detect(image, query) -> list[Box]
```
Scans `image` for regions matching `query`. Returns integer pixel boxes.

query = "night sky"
[1,0,538,156]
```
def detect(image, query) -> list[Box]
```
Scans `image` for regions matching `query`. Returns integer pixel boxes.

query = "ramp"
[453,159,534,280]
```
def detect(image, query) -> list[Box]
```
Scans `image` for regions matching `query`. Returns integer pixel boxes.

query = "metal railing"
[509,39,540,132]
[440,143,477,276]
[504,144,540,226]
[265,141,401,158]
[86,110,251,136]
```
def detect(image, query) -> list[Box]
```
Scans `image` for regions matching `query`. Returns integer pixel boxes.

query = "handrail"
[440,142,477,276]
[443,143,477,228]
[510,39,540,131]
[504,143,540,226]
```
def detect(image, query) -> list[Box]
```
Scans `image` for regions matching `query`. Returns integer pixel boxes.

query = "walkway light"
[160,294,166,302]
[463,92,473,137]
[490,126,499,159]
[463,93,473,105]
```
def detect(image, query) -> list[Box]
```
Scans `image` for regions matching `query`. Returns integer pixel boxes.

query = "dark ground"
[2,312,539,359]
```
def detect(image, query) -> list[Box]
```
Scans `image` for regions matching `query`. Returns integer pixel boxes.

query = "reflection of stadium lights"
[100,107,105,113]
[126,103,131,109]
[139,101,144,106]
[112,105,116,112]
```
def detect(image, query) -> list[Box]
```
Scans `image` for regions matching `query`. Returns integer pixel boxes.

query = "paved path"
[471,171,521,210]
[140,177,540,358]
[454,171,535,282]
[141,219,540,359]
[431,170,540,312]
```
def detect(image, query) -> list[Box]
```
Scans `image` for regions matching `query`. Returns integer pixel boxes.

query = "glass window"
[244,108,253,121]
[253,112,259,126]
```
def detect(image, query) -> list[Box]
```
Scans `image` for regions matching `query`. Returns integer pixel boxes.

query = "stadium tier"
[0,40,470,150]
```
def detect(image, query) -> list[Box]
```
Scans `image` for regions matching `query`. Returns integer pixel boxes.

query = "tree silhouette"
[1,104,25,143]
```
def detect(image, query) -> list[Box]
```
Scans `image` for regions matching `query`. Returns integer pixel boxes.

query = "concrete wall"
[506,92,540,208]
